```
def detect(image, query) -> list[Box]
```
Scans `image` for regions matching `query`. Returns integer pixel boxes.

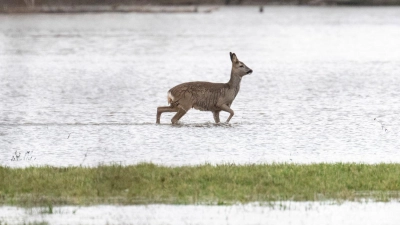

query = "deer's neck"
[226,71,242,99]
[227,72,242,90]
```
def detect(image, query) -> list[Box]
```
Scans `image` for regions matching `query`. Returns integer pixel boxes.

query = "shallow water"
[1,201,400,225]
[1,6,400,167]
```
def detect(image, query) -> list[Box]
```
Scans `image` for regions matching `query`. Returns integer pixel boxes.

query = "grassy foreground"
[1,163,400,206]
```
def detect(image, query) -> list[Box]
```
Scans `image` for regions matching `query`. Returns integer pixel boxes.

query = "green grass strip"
[1,163,400,206]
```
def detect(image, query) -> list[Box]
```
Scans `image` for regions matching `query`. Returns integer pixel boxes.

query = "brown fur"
[156,52,252,124]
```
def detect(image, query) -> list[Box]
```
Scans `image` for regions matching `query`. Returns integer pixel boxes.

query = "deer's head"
[230,52,253,77]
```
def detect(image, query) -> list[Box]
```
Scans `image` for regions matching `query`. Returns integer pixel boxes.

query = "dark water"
[1,6,400,167]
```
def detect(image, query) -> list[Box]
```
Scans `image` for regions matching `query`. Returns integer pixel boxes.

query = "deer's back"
[168,81,235,111]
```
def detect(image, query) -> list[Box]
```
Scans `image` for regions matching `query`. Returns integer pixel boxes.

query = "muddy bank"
[0,5,217,14]
[0,0,400,13]
[1,0,400,14]
[2,0,400,6]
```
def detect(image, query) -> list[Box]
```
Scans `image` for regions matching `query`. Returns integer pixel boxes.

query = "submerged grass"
[1,163,400,206]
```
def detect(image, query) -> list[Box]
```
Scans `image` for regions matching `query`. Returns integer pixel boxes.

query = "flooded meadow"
[1,6,400,224]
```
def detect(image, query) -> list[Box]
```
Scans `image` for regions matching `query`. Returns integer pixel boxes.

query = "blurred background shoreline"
[1,0,400,14]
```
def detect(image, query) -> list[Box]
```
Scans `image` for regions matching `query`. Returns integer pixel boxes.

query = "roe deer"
[156,52,253,124]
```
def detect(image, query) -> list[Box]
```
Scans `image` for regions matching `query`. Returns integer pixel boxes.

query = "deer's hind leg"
[171,108,188,124]
[157,106,179,124]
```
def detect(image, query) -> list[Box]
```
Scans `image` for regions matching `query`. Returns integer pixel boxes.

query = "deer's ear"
[230,52,238,63]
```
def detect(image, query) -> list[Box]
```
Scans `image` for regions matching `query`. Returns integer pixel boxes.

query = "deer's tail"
[167,91,174,105]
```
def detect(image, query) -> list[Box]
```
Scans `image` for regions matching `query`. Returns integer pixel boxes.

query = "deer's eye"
[239,65,244,68]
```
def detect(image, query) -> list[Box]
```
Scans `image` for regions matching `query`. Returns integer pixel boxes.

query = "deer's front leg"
[219,104,234,123]
[212,111,221,123]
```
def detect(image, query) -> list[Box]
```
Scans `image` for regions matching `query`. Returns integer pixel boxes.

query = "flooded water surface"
[1,6,400,167]
[2,201,400,225]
